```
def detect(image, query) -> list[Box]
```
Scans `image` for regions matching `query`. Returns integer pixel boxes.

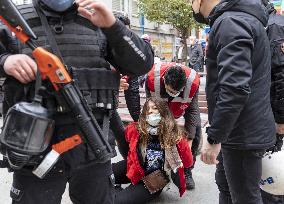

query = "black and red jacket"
[146,62,200,119]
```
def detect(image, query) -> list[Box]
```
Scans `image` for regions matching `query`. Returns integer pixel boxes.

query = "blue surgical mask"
[41,0,74,12]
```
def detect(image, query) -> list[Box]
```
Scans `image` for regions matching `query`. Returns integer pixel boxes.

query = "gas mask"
[146,113,161,127]
[40,0,74,12]
[0,95,54,170]
[192,1,208,24]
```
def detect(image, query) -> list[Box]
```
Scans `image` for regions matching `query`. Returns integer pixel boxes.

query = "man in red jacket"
[145,62,200,189]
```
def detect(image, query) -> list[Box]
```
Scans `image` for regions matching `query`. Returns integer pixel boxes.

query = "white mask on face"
[146,113,161,127]
[165,89,180,98]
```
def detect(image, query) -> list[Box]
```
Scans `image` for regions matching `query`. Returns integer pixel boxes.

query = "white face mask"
[165,89,180,97]
[146,113,161,127]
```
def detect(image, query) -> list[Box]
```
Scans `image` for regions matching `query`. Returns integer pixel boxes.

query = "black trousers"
[261,190,284,204]
[10,160,114,204]
[9,122,115,204]
[112,160,162,204]
[215,147,265,204]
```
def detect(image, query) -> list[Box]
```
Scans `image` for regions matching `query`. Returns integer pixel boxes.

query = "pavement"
[0,147,219,204]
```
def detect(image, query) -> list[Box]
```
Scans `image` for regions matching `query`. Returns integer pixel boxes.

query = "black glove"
[0,155,9,168]
[267,133,284,153]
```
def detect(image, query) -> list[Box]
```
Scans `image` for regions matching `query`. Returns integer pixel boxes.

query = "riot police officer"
[0,0,153,203]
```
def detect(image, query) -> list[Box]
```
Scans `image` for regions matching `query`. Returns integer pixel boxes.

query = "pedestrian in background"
[188,36,204,72]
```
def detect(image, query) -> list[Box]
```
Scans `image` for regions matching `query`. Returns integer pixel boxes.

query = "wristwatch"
[207,137,220,145]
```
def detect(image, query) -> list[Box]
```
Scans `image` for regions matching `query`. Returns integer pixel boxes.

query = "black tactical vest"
[3,4,119,119]
[18,4,109,68]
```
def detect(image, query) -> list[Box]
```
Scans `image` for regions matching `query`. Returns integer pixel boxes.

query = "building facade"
[111,0,177,61]
[12,0,177,61]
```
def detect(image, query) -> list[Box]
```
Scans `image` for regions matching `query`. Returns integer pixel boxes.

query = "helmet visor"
[1,110,54,154]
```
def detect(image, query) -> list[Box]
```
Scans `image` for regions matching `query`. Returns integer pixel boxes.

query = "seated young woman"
[113,97,193,204]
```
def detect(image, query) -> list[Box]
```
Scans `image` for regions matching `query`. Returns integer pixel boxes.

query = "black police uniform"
[124,76,140,122]
[114,10,141,123]
[0,2,153,204]
[261,3,284,203]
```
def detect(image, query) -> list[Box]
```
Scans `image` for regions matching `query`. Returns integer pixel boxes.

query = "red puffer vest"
[125,122,193,197]
[147,62,200,119]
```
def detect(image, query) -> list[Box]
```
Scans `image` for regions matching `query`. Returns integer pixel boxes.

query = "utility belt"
[55,67,120,115]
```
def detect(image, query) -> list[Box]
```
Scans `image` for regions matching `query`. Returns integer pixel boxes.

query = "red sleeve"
[124,122,139,142]
[146,65,155,92]
[177,138,193,168]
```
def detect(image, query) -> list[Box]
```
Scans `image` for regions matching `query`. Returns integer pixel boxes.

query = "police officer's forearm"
[272,102,284,124]
[124,77,140,122]
[184,93,200,140]
[185,124,196,140]
[145,80,151,98]
[103,20,154,76]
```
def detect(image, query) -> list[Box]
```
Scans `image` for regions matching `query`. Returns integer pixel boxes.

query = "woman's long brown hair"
[138,97,183,149]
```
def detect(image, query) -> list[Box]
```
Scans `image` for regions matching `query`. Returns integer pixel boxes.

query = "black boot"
[184,168,195,190]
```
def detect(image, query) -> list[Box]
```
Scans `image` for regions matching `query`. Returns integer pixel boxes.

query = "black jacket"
[206,0,276,149]
[188,43,204,70]
[266,5,284,124]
